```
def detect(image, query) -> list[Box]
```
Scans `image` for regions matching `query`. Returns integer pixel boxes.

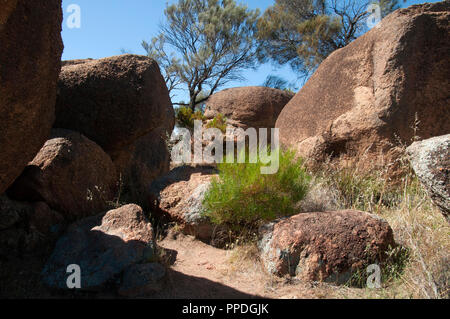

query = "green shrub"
[205,113,228,133]
[175,106,205,129]
[202,149,311,231]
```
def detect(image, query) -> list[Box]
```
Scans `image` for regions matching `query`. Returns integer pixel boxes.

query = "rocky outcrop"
[149,165,220,243]
[42,204,156,290]
[55,54,175,154]
[275,2,450,172]
[0,0,63,193]
[259,210,395,284]
[205,86,293,129]
[407,134,450,221]
[7,129,117,220]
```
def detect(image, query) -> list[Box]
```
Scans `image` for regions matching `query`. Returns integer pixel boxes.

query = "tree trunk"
[189,91,198,111]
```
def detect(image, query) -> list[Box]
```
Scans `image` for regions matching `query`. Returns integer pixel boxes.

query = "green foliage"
[175,106,206,129]
[261,74,298,92]
[175,107,228,133]
[257,0,399,78]
[203,149,311,230]
[143,0,260,110]
[205,113,227,133]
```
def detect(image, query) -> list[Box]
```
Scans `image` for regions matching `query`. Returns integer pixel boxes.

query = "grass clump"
[202,148,311,233]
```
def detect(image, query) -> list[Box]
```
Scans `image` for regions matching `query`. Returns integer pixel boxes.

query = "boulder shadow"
[148,268,263,299]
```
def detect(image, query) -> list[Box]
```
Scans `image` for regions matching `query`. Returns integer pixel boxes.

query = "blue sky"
[61,0,438,103]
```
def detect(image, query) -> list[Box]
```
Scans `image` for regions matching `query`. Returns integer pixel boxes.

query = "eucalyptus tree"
[143,0,260,110]
[257,0,399,78]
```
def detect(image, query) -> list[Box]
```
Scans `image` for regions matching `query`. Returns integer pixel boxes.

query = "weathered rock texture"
[42,204,156,290]
[407,134,450,221]
[275,2,450,171]
[7,129,117,220]
[55,54,175,154]
[259,210,395,284]
[0,0,63,193]
[205,86,293,129]
[149,165,220,242]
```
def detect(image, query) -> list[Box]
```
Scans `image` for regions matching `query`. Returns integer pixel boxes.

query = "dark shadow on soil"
[149,268,262,299]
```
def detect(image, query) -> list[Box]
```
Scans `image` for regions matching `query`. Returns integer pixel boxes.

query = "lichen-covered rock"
[407,134,450,222]
[7,129,118,220]
[0,0,63,193]
[275,2,450,173]
[259,210,395,284]
[41,204,156,290]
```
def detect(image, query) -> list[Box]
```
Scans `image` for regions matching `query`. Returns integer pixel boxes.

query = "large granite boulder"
[275,2,450,172]
[259,210,395,284]
[407,134,450,222]
[55,54,175,154]
[7,129,118,220]
[0,0,63,193]
[205,86,293,129]
[41,204,156,290]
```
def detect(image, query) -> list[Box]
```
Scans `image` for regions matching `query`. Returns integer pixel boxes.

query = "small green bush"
[175,106,205,129]
[205,113,227,133]
[202,149,311,231]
